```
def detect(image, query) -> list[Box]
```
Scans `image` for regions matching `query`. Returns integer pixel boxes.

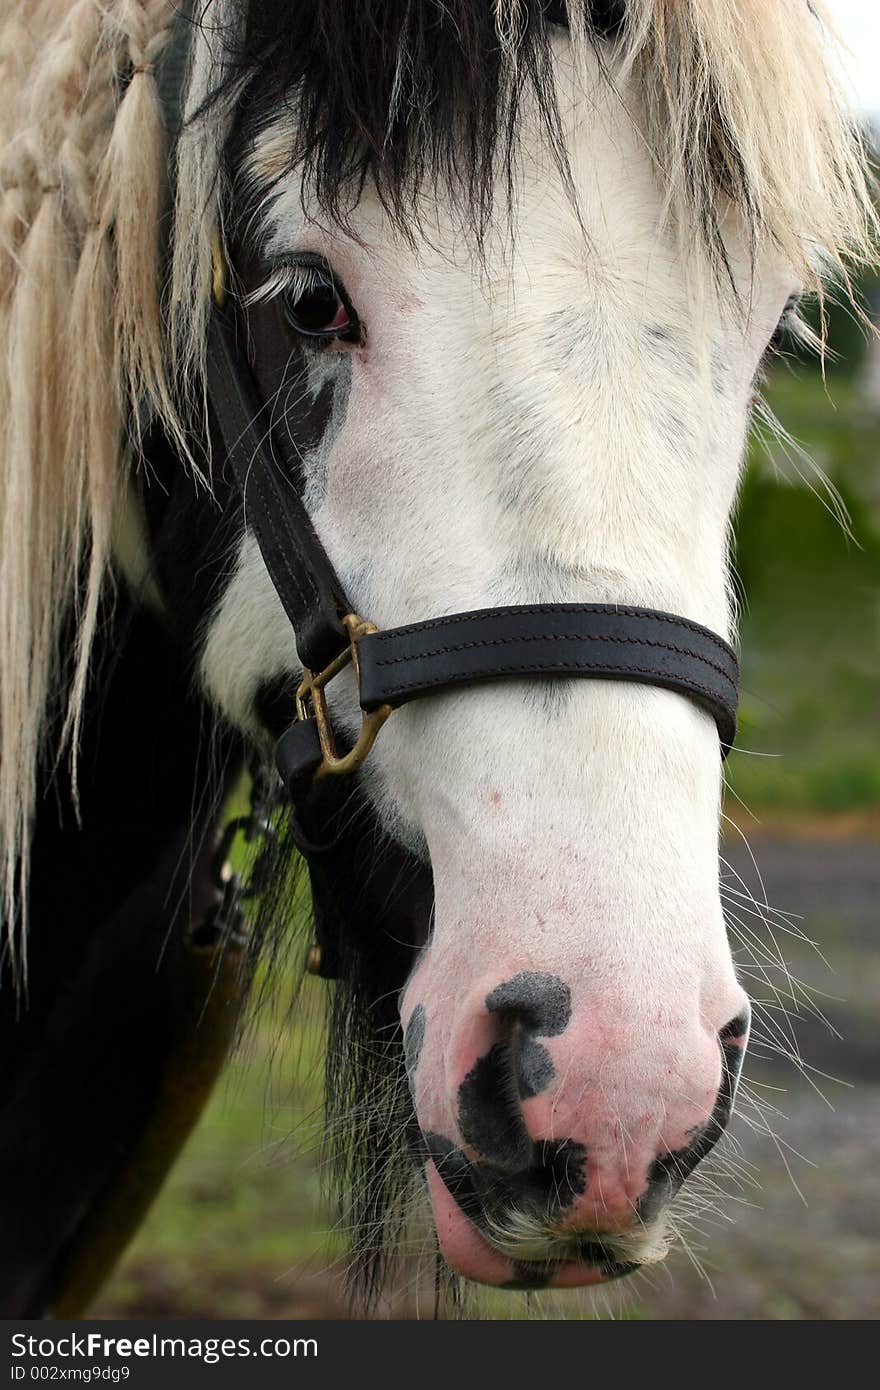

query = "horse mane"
[0,0,181,970]
[0,0,875,973]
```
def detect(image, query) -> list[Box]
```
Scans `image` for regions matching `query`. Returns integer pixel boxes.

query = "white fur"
[201,530,295,739]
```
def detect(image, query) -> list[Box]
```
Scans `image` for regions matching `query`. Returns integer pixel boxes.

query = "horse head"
[184,3,815,1288]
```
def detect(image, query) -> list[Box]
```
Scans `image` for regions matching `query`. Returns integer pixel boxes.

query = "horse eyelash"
[242,261,332,309]
[784,308,822,357]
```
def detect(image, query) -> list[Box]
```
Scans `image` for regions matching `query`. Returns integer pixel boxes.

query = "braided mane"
[0,0,179,966]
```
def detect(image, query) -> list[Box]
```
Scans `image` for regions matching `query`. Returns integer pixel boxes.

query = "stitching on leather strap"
[381,659,733,709]
[372,632,738,689]
[369,605,735,657]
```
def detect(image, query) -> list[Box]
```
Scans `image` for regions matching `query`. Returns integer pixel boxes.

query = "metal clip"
[296,613,392,779]
[199,767,283,946]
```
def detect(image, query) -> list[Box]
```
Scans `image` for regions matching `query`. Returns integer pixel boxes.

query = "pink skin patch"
[427,1163,513,1285]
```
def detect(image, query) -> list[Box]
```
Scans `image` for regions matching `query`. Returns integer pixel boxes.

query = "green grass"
[726,362,880,814]
[93,983,346,1319]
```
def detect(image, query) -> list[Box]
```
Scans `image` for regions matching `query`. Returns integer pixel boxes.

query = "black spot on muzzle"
[502,1260,560,1291]
[417,973,586,1248]
[420,1129,588,1237]
[485,971,572,1035]
[454,972,573,1168]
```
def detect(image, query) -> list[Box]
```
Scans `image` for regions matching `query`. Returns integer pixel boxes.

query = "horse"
[0,0,875,1317]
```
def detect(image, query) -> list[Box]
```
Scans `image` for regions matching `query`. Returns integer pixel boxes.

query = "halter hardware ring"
[296,614,392,779]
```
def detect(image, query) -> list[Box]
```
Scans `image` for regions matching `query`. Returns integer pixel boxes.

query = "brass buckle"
[295,614,392,779]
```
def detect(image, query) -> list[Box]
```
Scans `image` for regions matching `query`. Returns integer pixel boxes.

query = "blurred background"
[94,17,880,1320]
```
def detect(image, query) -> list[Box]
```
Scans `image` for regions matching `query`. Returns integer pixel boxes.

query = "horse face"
[202,48,795,1287]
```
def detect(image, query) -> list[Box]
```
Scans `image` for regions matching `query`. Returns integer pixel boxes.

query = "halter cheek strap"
[205,299,739,798]
[205,302,352,674]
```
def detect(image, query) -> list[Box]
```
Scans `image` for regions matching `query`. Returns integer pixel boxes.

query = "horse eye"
[769,294,801,352]
[768,315,788,351]
[283,274,354,340]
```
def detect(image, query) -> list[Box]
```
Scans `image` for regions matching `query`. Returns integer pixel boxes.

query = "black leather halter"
[205,299,739,800]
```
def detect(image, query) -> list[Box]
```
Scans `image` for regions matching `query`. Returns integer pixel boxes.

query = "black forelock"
[199,1,625,237]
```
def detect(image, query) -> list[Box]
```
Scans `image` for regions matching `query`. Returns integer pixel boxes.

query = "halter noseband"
[204,247,739,799]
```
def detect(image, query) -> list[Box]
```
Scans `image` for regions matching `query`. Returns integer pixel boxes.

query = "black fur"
[0,589,242,1315]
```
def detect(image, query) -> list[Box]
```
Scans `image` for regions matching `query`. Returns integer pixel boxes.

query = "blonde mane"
[0,0,876,965]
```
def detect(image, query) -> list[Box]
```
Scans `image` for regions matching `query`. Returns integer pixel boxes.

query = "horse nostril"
[718,1002,750,1114]
[722,1011,750,1045]
[485,971,572,1038]
[719,1004,751,1044]
[449,972,575,1168]
[639,1109,729,1223]
[638,1006,751,1224]
[458,1040,533,1171]
[433,976,589,1231]
[484,971,572,1102]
